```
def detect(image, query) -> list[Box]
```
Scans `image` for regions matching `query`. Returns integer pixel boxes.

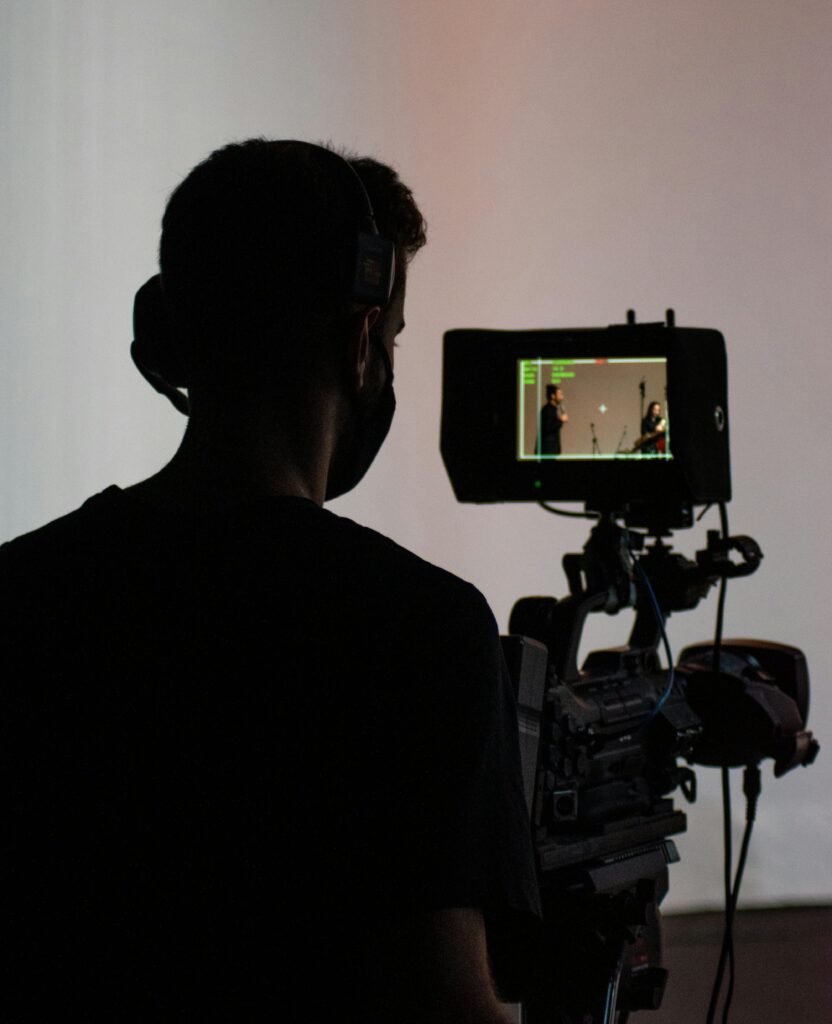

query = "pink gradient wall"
[2,0,831,911]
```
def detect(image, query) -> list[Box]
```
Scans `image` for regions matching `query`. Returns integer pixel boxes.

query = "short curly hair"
[159,139,426,380]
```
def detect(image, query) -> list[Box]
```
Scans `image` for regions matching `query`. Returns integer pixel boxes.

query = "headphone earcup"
[132,275,189,388]
[352,232,395,306]
[131,275,191,415]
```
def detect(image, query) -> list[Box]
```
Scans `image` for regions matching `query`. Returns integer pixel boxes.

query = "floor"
[649,906,832,1024]
[507,905,831,1023]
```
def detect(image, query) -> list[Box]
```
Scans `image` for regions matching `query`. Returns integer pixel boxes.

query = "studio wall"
[2,0,830,911]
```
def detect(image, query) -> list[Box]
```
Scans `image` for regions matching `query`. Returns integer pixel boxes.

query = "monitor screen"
[441,323,729,510]
[517,356,672,462]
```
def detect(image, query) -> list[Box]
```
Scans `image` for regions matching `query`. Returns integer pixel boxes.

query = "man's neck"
[126,397,337,516]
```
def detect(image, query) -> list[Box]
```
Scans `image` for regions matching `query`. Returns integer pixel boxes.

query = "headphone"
[131,141,396,416]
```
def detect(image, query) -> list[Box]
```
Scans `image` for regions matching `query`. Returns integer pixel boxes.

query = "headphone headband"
[302,143,395,306]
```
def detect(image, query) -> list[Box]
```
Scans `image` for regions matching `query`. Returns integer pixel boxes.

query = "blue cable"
[632,557,675,717]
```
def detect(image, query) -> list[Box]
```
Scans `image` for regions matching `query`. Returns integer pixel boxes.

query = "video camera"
[441,312,818,1024]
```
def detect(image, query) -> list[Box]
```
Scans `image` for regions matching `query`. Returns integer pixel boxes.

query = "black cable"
[537,501,599,520]
[712,502,729,672]
[721,765,762,1024]
[705,503,732,1024]
[723,772,735,1020]
[715,506,735,1018]
[705,768,734,1024]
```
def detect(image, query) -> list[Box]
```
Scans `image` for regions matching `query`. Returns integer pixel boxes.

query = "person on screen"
[537,384,569,455]
[0,140,541,1021]
[639,400,667,454]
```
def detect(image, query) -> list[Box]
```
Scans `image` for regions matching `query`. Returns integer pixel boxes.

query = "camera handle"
[696,530,763,579]
[513,515,646,682]
[630,530,763,650]
[511,590,609,685]
[512,518,763,686]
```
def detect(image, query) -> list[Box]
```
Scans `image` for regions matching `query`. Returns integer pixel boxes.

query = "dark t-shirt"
[0,487,540,1018]
[538,403,563,455]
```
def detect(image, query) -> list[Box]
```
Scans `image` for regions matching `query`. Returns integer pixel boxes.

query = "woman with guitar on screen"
[635,400,667,454]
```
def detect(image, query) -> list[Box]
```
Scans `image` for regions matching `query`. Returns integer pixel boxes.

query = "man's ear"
[351,306,382,392]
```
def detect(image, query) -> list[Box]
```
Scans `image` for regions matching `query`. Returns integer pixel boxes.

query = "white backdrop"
[2,0,831,912]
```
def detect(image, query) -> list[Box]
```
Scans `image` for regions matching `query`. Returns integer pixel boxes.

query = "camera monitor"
[441,320,731,513]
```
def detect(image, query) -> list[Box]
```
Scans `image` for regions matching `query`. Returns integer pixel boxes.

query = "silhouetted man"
[538,384,569,455]
[0,140,539,1021]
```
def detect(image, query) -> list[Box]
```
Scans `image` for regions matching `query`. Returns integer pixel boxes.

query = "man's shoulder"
[321,508,495,625]
[0,488,498,639]
[0,488,121,574]
[325,509,465,582]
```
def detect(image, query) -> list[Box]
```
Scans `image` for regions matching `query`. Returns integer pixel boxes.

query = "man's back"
[1,487,539,1018]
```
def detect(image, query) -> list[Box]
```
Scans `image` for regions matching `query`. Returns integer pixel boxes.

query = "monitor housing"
[441,320,730,518]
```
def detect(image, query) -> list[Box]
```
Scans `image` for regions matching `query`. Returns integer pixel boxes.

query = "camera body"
[441,319,730,520]
[441,314,816,1022]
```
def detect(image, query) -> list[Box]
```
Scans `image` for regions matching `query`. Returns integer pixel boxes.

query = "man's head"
[546,385,563,405]
[133,139,426,503]
[648,401,662,418]
[157,139,426,397]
